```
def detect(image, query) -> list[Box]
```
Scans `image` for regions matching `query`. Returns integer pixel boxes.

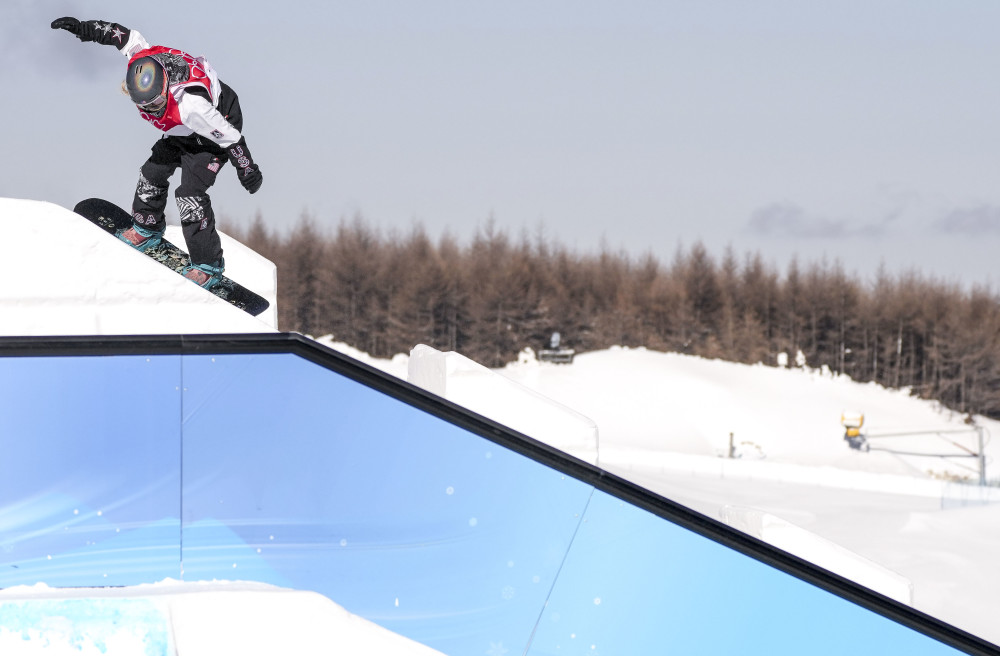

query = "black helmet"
[126,56,167,111]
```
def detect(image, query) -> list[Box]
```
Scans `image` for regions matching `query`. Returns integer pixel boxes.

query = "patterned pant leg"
[176,148,225,266]
[132,140,179,232]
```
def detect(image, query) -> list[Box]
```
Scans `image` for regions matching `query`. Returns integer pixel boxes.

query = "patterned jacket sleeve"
[78,20,134,50]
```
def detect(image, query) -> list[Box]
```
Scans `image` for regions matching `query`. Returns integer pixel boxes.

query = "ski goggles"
[120,80,168,113]
[135,93,168,113]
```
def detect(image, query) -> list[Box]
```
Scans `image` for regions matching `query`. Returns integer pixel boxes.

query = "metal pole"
[978,426,986,486]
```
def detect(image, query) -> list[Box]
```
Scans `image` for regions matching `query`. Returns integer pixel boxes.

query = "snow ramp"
[0,335,994,655]
[0,198,277,334]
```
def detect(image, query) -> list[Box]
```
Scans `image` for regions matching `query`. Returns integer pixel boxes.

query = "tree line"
[226,214,1000,419]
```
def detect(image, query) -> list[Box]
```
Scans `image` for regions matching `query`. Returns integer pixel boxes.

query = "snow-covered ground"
[2,197,998,651]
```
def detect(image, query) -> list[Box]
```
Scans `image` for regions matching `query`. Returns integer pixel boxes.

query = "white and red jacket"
[121,30,242,149]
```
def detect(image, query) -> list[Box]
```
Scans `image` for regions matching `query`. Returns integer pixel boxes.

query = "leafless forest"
[227,214,1000,419]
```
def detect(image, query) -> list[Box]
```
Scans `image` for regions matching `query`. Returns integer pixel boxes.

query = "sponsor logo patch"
[211,129,224,139]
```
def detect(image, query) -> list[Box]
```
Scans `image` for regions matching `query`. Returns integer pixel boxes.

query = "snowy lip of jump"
[0,198,277,335]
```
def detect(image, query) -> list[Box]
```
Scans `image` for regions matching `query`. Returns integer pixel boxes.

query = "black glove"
[51,17,130,48]
[227,137,263,194]
[51,17,89,40]
[240,166,263,195]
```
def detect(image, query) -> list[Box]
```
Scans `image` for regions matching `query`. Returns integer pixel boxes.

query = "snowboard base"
[73,198,269,317]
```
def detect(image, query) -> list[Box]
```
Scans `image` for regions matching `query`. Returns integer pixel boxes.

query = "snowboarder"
[51,17,263,289]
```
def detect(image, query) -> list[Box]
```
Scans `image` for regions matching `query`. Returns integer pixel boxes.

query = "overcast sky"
[5,1,1000,286]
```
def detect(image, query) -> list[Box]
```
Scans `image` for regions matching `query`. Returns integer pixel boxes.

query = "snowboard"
[73,198,270,317]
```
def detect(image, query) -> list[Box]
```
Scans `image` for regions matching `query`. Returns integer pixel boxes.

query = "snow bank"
[499,347,999,482]
[0,198,277,335]
[407,344,599,464]
[0,581,445,656]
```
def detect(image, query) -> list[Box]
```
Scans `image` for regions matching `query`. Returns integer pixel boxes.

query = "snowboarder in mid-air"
[51,17,263,289]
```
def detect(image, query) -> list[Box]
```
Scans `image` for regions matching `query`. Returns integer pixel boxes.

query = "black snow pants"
[131,135,227,267]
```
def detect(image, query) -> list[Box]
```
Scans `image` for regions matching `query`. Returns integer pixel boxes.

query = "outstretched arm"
[51,17,132,50]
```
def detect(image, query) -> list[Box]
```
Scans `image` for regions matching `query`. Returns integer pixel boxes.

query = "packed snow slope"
[0,198,277,334]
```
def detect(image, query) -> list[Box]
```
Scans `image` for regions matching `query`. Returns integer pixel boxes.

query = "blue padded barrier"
[0,334,993,656]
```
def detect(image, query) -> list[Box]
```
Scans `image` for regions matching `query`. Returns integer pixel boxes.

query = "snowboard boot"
[182,259,225,290]
[117,223,164,253]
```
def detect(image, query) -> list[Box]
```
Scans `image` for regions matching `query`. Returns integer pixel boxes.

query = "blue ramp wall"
[0,335,993,656]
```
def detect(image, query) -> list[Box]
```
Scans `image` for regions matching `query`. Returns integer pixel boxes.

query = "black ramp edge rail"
[0,332,996,656]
